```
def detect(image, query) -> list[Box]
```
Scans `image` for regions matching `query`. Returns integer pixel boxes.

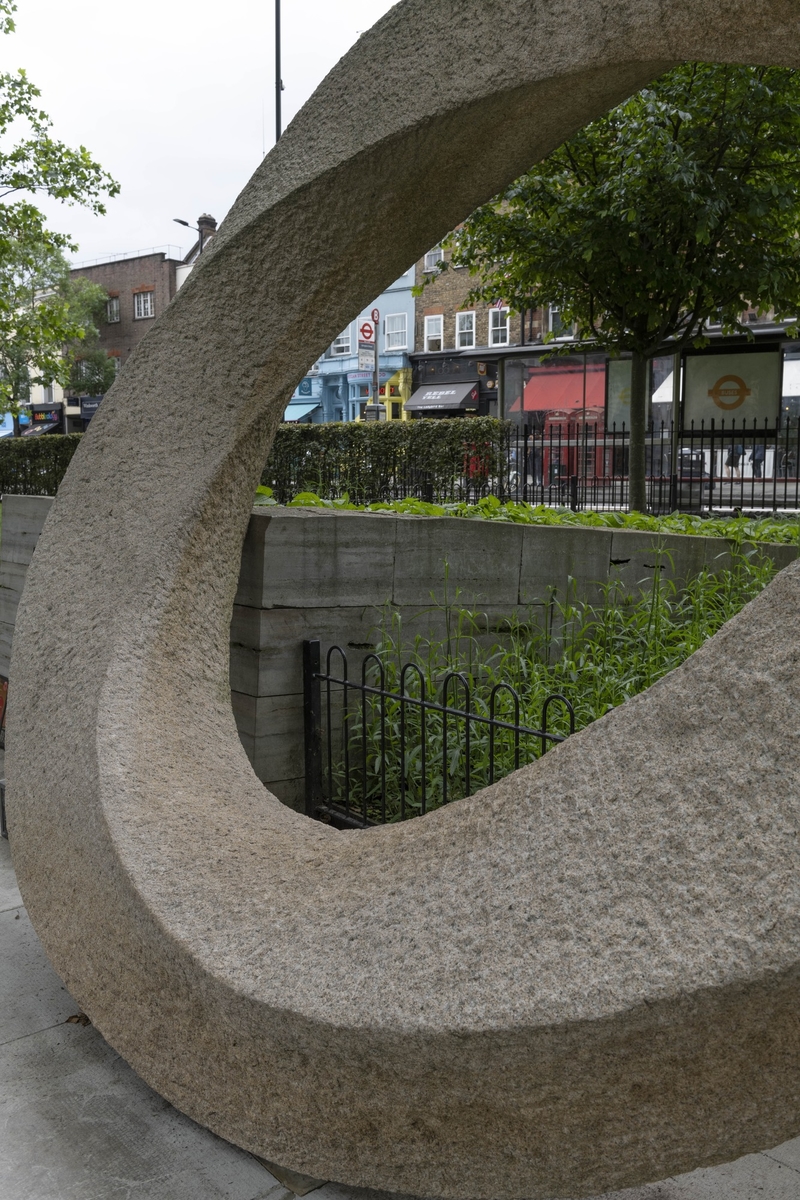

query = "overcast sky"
[8,0,398,264]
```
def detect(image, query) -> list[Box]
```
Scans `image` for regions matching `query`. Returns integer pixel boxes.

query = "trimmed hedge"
[0,421,514,504]
[261,418,512,504]
[0,433,83,496]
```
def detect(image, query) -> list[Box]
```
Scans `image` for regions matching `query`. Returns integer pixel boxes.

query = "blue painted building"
[283,266,416,423]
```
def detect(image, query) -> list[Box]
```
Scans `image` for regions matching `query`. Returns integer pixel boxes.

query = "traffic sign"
[371,308,380,323]
[359,322,374,341]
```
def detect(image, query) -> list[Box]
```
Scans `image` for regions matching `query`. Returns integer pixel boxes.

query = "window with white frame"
[385,312,407,350]
[106,296,120,323]
[423,246,444,272]
[489,306,510,346]
[134,291,155,320]
[549,306,568,337]
[424,314,443,352]
[456,311,475,348]
[331,329,351,355]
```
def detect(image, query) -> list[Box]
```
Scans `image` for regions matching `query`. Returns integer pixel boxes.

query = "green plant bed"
[256,487,800,545]
[328,547,776,822]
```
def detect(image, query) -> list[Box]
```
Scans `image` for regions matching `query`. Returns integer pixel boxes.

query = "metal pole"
[303,640,322,817]
[670,349,680,510]
[275,0,282,143]
[373,316,380,407]
[497,357,505,420]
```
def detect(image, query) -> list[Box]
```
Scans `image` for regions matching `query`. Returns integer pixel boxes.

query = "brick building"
[70,251,178,371]
[55,216,218,431]
[69,217,218,374]
[409,244,552,417]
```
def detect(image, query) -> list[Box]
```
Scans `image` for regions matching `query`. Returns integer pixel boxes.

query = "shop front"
[405,380,480,417]
[24,404,64,436]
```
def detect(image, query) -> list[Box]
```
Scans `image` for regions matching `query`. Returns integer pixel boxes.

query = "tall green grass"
[326,547,776,823]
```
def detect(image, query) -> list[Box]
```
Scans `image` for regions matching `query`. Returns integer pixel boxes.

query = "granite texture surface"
[7,2,800,1198]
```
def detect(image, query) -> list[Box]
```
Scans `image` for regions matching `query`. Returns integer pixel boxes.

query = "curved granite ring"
[8,2,800,1198]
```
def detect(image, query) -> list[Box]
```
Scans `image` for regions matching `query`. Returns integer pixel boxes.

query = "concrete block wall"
[2,496,796,813]
[229,508,798,810]
[0,496,57,679]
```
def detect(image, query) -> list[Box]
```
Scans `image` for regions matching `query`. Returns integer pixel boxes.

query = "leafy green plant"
[254,487,800,546]
[324,546,776,823]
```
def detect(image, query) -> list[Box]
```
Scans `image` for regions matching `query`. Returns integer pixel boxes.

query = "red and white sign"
[371,308,380,323]
[359,322,374,341]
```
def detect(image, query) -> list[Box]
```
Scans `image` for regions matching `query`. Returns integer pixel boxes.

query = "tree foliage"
[447,64,800,508]
[68,345,116,398]
[0,236,108,426]
[0,0,118,428]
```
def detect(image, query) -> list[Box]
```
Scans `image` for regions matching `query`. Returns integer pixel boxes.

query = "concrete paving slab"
[584,1138,800,1197]
[0,835,21,912]
[0,1020,285,1200]
[0,905,75,1044]
[766,1138,800,1172]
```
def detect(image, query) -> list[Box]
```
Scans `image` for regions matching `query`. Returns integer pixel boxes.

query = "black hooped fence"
[303,640,575,829]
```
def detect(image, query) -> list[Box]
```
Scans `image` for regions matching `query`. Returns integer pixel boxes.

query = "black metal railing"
[504,418,800,514]
[270,419,800,513]
[303,640,575,829]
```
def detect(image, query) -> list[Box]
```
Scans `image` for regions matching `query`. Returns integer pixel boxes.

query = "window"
[43,384,54,404]
[385,312,407,350]
[391,402,401,421]
[489,306,510,346]
[549,305,569,338]
[424,314,443,352]
[106,296,120,323]
[331,330,351,355]
[456,311,475,348]
[134,291,155,320]
[424,246,444,272]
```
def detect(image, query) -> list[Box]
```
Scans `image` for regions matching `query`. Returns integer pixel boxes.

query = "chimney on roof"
[197,214,217,239]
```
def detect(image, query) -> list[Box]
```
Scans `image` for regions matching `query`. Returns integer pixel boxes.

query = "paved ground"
[3,835,800,1200]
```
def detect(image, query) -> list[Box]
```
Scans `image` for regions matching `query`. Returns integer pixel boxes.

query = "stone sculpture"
[7,2,800,1197]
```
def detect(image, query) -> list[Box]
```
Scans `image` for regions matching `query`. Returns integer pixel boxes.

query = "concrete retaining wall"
[3,496,796,810]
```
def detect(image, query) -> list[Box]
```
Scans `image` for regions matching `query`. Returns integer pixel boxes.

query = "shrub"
[0,433,82,496]
[261,418,511,504]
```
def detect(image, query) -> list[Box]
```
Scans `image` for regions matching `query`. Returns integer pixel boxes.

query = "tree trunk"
[628,350,648,512]
[12,411,20,437]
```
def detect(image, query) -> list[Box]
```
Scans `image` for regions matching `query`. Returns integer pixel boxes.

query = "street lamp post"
[173,218,205,254]
[275,0,283,143]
